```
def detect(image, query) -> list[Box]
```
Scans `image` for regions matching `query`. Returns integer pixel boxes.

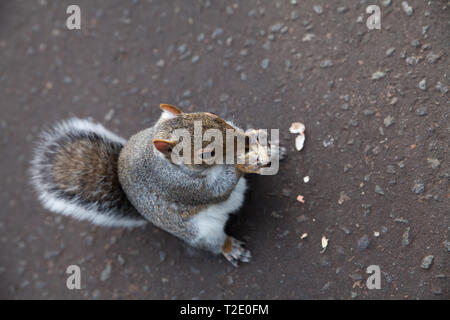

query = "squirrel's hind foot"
[222,236,252,267]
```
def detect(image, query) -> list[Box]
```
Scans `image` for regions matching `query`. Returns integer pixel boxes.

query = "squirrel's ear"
[152,139,176,154]
[160,104,183,119]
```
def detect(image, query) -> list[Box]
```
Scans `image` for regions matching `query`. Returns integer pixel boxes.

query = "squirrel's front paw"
[222,236,252,267]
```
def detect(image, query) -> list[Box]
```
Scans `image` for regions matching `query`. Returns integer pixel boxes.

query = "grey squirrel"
[30,104,285,266]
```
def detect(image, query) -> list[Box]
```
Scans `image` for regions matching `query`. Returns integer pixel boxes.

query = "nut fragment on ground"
[296,195,305,203]
[289,122,305,134]
[320,236,328,253]
[295,134,305,151]
[338,191,351,204]
[289,122,306,151]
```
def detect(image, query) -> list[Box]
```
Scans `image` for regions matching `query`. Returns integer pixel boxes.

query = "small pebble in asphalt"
[384,115,395,127]
[337,7,348,14]
[319,60,333,68]
[433,287,442,295]
[357,235,370,252]
[412,180,425,194]
[372,71,386,80]
[421,43,431,51]
[418,79,427,91]
[211,28,223,39]
[435,81,448,94]
[386,165,396,174]
[340,226,351,235]
[104,109,115,122]
[341,103,350,111]
[159,251,166,262]
[363,109,376,116]
[375,185,385,195]
[313,5,323,15]
[420,255,434,269]
[411,39,420,48]
[401,1,413,16]
[415,107,427,116]
[443,240,450,252]
[386,47,396,57]
[270,22,284,33]
[100,263,111,281]
[406,56,418,65]
[427,158,440,169]
[191,55,200,64]
[427,52,440,64]
[382,0,392,7]
[92,289,101,299]
[402,227,411,247]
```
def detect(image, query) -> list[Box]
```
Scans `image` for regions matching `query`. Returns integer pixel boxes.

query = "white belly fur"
[190,177,247,253]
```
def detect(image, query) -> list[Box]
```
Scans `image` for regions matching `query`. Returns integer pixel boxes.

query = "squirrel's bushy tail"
[30,118,147,227]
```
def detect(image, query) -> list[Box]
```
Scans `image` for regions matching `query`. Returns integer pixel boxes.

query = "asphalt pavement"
[0,0,448,299]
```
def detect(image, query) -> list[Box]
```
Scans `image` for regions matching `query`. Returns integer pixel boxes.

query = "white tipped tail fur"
[30,118,147,228]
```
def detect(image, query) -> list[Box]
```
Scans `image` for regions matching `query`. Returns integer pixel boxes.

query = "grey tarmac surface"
[0,0,448,299]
